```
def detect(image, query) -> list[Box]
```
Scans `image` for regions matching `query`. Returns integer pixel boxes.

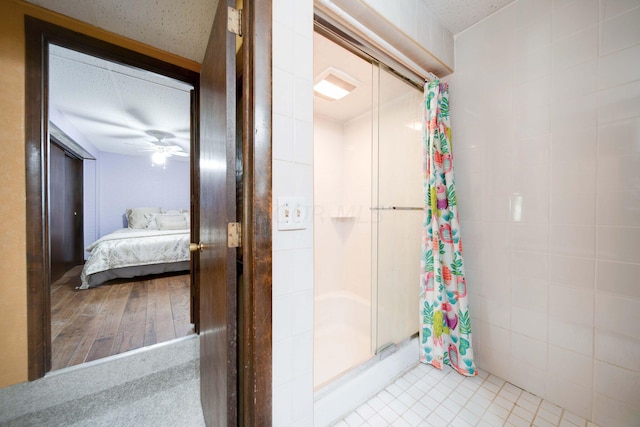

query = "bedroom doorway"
[25,18,200,377]
[25,1,273,422]
[46,43,196,371]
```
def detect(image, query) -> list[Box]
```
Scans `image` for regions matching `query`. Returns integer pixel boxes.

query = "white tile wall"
[452,0,640,425]
[272,0,314,424]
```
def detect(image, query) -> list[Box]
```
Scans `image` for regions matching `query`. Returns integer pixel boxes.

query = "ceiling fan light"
[152,151,167,167]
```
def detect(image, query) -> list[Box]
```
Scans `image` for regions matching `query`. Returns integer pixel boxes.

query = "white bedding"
[79,228,190,289]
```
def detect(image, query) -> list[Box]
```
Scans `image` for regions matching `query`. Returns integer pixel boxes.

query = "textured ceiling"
[425,0,518,34]
[49,45,192,158]
[26,0,517,61]
[27,0,217,62]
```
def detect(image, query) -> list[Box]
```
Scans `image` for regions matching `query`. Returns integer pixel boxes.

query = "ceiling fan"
[136,130,189,167]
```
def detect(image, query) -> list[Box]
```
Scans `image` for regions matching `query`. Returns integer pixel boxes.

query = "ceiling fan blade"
[61,110,136,129]
[170,152,189,157]
[104,134,145,139]
[126,107,155,127]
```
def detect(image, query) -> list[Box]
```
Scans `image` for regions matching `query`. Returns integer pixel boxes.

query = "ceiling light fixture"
[152,151,167,169]
[314,67,359,101]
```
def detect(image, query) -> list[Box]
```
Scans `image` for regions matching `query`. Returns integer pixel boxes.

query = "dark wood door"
[199,0,238,425]
[49,140,83,282]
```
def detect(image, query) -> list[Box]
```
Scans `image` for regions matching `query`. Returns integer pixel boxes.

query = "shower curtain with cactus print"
[420,80,476,376]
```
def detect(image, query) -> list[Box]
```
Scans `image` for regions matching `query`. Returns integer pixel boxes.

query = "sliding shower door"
[371,66,423,353]
[314,31,424,388]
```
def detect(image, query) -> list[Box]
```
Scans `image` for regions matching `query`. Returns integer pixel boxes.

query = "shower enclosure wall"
[314,36,423,388]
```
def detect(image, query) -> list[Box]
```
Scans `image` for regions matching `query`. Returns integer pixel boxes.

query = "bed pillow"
[155,213,188,230]
[126,207,162,229]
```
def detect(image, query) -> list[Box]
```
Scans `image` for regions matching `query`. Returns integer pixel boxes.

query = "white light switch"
[278,197,307,230]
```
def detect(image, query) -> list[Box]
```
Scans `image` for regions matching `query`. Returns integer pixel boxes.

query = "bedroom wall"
[0,0,199,389]
[97,152,190,237]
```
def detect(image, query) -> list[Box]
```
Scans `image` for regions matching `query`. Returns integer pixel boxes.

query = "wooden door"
[49,140,83,282]
[199,0,238,425]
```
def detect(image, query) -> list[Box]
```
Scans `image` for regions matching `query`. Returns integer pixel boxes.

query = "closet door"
[50,141,83,282]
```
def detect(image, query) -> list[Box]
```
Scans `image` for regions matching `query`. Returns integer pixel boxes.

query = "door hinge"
[228,222,242,248]
[227,7,242,36]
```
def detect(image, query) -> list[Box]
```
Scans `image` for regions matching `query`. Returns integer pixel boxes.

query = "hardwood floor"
[50,266,194,371]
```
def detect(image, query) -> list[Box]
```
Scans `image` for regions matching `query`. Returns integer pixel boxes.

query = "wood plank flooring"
[50,266,194,371]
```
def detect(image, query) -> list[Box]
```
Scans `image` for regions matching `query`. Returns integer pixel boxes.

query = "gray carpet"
[0,336,205,427]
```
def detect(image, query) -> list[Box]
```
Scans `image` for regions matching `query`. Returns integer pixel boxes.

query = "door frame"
[24,16,200,378]
[238,1,273,424]
[24,7,274,421]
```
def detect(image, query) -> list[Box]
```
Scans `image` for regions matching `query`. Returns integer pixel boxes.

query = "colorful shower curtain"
[419,80,476,376]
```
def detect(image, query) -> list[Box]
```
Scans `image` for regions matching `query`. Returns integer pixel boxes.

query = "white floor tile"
[335,364,603,427]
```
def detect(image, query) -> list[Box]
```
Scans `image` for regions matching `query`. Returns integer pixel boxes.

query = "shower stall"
[313,32,424,388]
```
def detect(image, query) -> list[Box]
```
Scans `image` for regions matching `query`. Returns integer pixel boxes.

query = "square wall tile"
[548,255,595,289]
[598,80,640,124]
[546,373,593,419]
[511,251,549,280]
[514,43,552,84]
[511,275,548,312]
[596,259,640,299]
[273,336,294,387]
[511,332,548,370]
[509,359,547,398]
[549,345,594,387]
[599,44,640,89]
[597,226,640,263]
[548,224,595,258]
[552,0,598,40]
[273,381,293,426]
[592,392,640,427]
[548,318,593,356]
[293,0,313,36]
[551,93,598,133]
[600,6,640,55]
[273,69,294,117]
[273,22,294,73]
[594,331,640,372]
[273,0,294,27]
[551,60,598,102]
[549,284,594,326]
[550,191,595,226]
[597,118,640,158]
[273,113,294,162]
[596,291,640,339]
[594,360,640,408]
[600,0,640,20]
[514,0,552,30]
[511,223,548,253]
[294,119,313,165]
[511,306,548,341]
[552,25,598,71]
[273,250,296,297]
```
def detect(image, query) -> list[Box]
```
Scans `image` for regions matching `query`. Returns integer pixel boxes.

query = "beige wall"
[0,0,199,389]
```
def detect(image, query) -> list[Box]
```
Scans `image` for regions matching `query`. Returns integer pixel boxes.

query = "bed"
[78,208,190,289]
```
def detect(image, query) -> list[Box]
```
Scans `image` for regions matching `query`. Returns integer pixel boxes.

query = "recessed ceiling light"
[314,67,359,101]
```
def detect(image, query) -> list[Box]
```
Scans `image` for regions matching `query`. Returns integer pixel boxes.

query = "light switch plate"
[277,197,307,230]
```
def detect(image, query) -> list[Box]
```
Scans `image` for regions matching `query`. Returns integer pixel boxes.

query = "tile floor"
[335,364,599,427]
